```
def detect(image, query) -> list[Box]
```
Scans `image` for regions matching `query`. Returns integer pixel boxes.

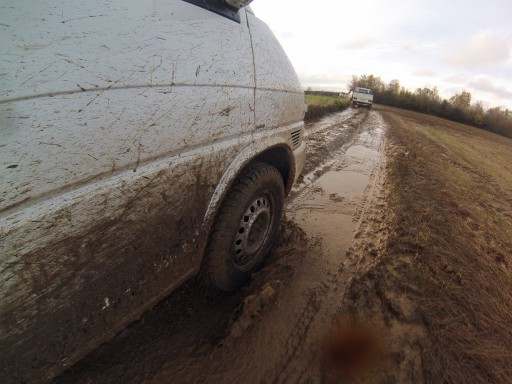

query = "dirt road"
[56,108,386,384]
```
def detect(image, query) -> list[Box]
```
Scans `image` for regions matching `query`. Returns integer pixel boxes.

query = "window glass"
[182,0,241,23]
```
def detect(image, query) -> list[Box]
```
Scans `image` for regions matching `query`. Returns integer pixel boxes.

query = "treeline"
[349,74,512,138]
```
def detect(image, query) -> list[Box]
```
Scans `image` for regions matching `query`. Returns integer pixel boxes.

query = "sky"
[250,0,512,110]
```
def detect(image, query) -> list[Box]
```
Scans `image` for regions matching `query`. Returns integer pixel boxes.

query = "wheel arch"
[196,140,295,270]
[201,161,285,290]
[252,146,295,196]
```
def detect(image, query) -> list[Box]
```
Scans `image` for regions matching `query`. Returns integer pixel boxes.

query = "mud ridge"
[339,128,428,384]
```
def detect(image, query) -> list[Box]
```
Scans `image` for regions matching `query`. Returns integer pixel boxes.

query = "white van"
[351,86,373,109]
[0,1,306,381]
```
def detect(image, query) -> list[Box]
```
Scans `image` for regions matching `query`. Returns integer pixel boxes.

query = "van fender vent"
[291,129,301,149]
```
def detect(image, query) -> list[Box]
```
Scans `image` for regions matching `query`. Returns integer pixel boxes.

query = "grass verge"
[305,94,350,122]
[343,105,512,383]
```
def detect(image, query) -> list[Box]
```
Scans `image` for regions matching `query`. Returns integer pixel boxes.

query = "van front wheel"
[203,162,284,291]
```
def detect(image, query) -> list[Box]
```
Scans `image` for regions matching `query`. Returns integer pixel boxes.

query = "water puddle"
[345,145,379,161]
[291,170,369,262]
[289,111,384,266]
[317,171,369,199]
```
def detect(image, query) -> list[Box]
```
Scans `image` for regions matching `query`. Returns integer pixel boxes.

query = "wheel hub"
[234,196,271,267]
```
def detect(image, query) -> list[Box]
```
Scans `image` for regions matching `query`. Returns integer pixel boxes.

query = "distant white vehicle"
[351,87,373,109]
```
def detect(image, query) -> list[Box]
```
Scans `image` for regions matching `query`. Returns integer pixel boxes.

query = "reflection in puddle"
[293,170,370,260]
[317,171,369,199]
[345,145,379,161]
[298,211,354,261]
[289,111,385,268]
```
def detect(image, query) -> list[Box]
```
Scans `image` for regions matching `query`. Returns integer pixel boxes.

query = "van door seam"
[245,10,257,128]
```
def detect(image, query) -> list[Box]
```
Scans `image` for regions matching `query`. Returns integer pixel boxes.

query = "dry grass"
[343,105,512,383]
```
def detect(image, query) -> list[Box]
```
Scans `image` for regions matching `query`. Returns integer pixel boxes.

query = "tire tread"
[202,162,284,291]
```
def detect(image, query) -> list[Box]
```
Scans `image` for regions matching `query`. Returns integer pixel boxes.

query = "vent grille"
[291,130,301,149]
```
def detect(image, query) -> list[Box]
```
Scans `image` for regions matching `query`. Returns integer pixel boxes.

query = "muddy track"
[56,108,387,384]
[297,108,367,184]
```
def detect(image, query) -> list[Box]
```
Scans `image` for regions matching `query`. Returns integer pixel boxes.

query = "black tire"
[202,162,285,291]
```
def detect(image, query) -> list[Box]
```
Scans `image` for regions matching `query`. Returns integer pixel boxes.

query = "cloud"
[299,74,341,85]
[468,77,512,100]
[298,72,353,91]
[339,36,380,50]
[445,31,510,68]
[444,75,470,84]
[275,30,295,40]
[413,69,436,77]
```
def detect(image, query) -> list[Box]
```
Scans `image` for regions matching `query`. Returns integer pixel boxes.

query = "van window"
[182,0,241,23]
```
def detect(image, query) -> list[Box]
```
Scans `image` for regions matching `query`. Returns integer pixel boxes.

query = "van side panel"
[1,0,255,211]
[1,1,255,382]
[246,13,304,130]
[1,139,241,382]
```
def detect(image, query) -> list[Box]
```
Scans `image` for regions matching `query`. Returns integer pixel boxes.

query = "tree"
[412,87,440,113]
[348,74,386,101]
[450,91,472,109]
[344,74,511,138]
[479,107,512,137]
[388,79,400,95]
[348,75,359,92]
[471,101,484,126]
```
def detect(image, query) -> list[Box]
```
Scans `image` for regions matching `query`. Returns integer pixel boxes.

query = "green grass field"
[304,94,350,121]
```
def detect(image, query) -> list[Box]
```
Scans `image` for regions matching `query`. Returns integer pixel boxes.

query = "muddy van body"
[0,1,305,381]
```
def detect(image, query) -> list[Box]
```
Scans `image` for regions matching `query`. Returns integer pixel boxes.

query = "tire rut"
[297,109,369,184]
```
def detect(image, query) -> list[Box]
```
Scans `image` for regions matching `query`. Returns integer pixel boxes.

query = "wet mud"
[56,109,387,384]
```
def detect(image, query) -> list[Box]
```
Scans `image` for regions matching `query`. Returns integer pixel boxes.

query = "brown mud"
[56,108,387,384]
